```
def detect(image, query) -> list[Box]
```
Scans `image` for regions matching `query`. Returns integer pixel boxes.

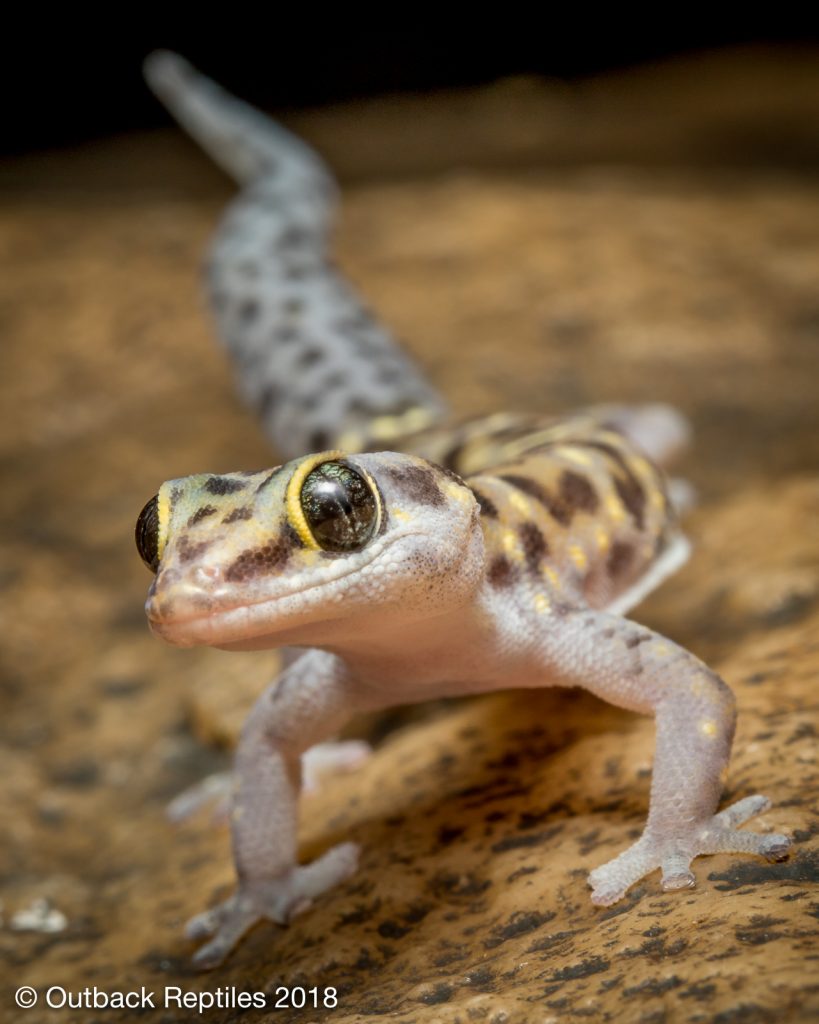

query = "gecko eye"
[135,494,162,572]
[299,462,378,552]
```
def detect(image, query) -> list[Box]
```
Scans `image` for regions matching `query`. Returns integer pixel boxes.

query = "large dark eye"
[135,494,161,572]
[300,462,378,552]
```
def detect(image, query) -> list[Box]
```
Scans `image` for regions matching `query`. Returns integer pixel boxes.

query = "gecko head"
[139,451,485,650]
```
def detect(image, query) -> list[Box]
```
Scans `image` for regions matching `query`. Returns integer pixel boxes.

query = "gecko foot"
[187,842,360,969]
[588,793,791,906]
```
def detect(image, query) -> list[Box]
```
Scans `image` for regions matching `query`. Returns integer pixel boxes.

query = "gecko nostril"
[194,565,222,584]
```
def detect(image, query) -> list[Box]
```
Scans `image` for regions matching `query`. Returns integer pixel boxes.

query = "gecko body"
[139,53,791,968]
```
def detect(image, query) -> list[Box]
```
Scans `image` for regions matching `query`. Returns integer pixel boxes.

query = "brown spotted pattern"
[187,504,218,527]
[463,425,677,608]
[499,473,573,526]
[383,463,445,507]
[222,506,254,524]
[177,536,212,564]
[488,555,516,588]
[254,466,284,493]
[204,475,248,496]
[224,524,303,582]
[519,521,549,573]
[559,469,599,514]
[584,440,650,529]
[607,540,635,579]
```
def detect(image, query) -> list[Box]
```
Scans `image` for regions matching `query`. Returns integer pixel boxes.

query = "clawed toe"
[185,907,221,940]
[712,794,770,830]
[590,882,626,907]
[660,869,695,892]
[760,835,791,862]
[192,940,229,971]
[192,929,249,966]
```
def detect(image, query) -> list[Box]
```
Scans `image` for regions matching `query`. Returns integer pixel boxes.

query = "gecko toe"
[590,882,627,907]
[712,794,771,830]
[659,849,696,891]
[588,835,655,905]
[185,907,222,941]
[191,916,256,970]
[761,835,791,862]
[660,869,696,892]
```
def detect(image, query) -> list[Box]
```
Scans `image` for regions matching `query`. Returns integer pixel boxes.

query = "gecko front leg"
[186,649,364,968]
[530,611,791,905]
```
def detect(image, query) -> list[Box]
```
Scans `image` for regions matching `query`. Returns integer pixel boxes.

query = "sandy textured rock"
[1,47,818,1023]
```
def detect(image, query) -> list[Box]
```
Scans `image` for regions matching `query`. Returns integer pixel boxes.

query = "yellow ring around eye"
[156,484,172,564]
[285,451,383,550]
[285,451,344,549]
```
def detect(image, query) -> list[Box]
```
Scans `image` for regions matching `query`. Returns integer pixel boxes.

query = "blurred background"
[4,26,819,156]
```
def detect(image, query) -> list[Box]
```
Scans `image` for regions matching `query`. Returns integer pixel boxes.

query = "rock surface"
[1,47,818,1023]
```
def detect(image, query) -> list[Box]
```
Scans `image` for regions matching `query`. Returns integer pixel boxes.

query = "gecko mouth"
[145,529,427,646]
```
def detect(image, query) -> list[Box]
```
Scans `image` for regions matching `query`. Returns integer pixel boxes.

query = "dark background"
[4,25,819,155]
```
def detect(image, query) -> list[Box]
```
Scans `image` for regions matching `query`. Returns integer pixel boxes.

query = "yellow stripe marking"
[368,406,438,443]
[605,492,625,523]
[502,530,524,564]
[156,484,172,564]
[370,415,401,439]
[336,429,364,452]
[403,406,437,432]
[485,412,521,430]
[543,566,561,589]
[508,490,532,517]
[568,544,588,571]
[553,445,595,467]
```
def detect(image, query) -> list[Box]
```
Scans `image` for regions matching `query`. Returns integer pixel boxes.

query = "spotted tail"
[143,51,447,459]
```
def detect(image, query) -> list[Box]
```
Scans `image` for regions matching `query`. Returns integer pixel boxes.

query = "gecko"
[138,52,791,968]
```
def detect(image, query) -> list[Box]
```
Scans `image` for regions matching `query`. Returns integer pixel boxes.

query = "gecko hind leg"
[301,740,372,793]
[589,793,790,906]
[165,740,371,823]
[166,772,232,824]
